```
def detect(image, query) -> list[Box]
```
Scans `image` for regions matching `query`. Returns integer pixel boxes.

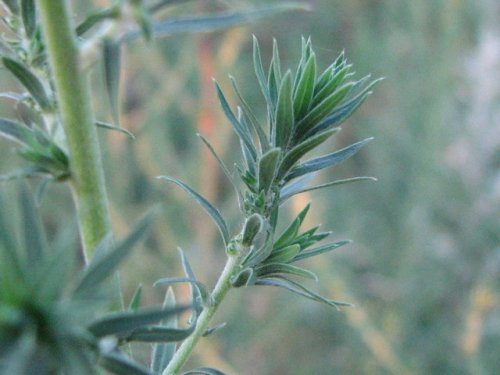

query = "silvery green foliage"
[163,37,378,310]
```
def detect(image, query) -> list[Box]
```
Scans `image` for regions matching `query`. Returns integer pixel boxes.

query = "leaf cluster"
[0,185,193,375]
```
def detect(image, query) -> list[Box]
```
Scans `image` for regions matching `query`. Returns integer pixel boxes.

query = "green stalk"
[37,0,111,262]
[164,254,240,375]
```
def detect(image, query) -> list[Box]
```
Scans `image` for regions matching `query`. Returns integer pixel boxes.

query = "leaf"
[126,325,194,343]
[157,176,230,245]
[0,166,46,181]
[253,35,272,112]
[21,0,36,38]
[273,218,300,250]
[124,3,310,41]
[230,267,256,287]
[255,263,318,281]
[255,277,351,309]
[182,368,226,375]
[151,287,177,373]
[178,247,203,316]
[258,147,281,192]
[128,285,143,312]
[293,240,351,262]
[100,351,153,375]
[285,138,374,181]
[279,173,315,199]
[242,213,263,246]
[278,128,338,179]
[214,81,256,162]
[76,5,120,36]
[19,180,47,264]
[293,53,316,121]
[96,121,135,139]
[2,58,52,111]
[153,277,211,307]
[2,0,20,15]
[203,322,227,337]
[0,117,34,146]
[88,305,190,338]
[274,70,294,148]
[1,331,36,375]
[197,133,235,189]
[294,82,354,140]
[103,40,121,124]
[312,64,351,107]
[281,177,377,202]
[73,213,153,297]
[229,76,269,153]
[265,244,300,263]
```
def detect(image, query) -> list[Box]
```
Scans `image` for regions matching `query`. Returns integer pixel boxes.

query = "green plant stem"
[37,0,112,262]
[164,254,240,375]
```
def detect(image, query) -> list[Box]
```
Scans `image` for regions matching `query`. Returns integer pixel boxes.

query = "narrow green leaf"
[73,214,153,297]
[203,322,227,337]
[103,40,121,124]
[293,240,351,262]
[293,53,316,121]
[229,76,269,153]
[182,368,226,375]
[258,147,281,192]
[255,277,351,309]
[265,244,300,263]
[2,58,52,111]
[126,324,194,342]
[19,181,47,264]
[286,138,374,181]
[273,218,300,250]
[151,287,177,373]
[253,35,272,111]
[214,81,256,161]
[124,3,309,41]
[0,117,34,146]
[242,213,263,246]
[278,128,338,179]
[21,0,36,38]
[76,5,120,36]
[157,176,230,245]
[197,133,234,188]
[96,121,135,139]
[178,248,203,316]
[100,352,153,375]
[281,177,377,202]
[255,262,318,280]
[312,64,351,107]
[153,277,211,307]
[294,82,354,139]
[88,305,190,338]
[128,285,143,312]
[274,70,294,148]
[230,267,256,287]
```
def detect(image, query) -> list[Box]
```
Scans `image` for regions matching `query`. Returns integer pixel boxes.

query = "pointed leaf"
[96,120,135,139]
[124,3,309,41]
[103,40,121,124]
[151,287,177,373]
[178,247,203,315]
[126,325,194,342]
[73,213,153,297]
[255,262,318,280]
[281,176,377,202]
[2,58,52,110]
[21,0,36,38]
[88,305,190,338]
[273,218,300,250]
[258,147,281,192]
[265,244,300,263]
[157,176,230,245]
[0,117,34,146]
[286,138,373,181]
[203,322,227,337]
[253,35,272,111]
[312,64,351,107]
[182,368,226,375]
[275,71,294,148]
[293,240,351,262]
[100,352,153,375]
[76,5,120,36]
[293,53,316,121]
[153,277,211,307]
[214,81,256,161]
[278,128,338,179]
[230,267,256,287]
[128,285,143,312]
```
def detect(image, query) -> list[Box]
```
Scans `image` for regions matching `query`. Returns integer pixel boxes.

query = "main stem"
[37,0,112,262]
[164,255,240,375]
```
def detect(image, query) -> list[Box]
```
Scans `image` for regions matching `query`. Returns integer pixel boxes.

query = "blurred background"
[2,0,500,374]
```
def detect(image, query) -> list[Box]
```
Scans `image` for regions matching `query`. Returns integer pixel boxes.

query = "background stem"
[37,0,112,262]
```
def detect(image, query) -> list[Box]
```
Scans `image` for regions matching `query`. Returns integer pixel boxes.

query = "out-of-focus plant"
[0,0,377,374]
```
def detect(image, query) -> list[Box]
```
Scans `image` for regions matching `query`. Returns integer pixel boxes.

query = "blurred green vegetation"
[1,0,499,374]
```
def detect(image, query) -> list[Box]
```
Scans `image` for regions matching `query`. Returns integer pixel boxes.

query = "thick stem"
[37,0,112,261]
[164,255,240,375]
